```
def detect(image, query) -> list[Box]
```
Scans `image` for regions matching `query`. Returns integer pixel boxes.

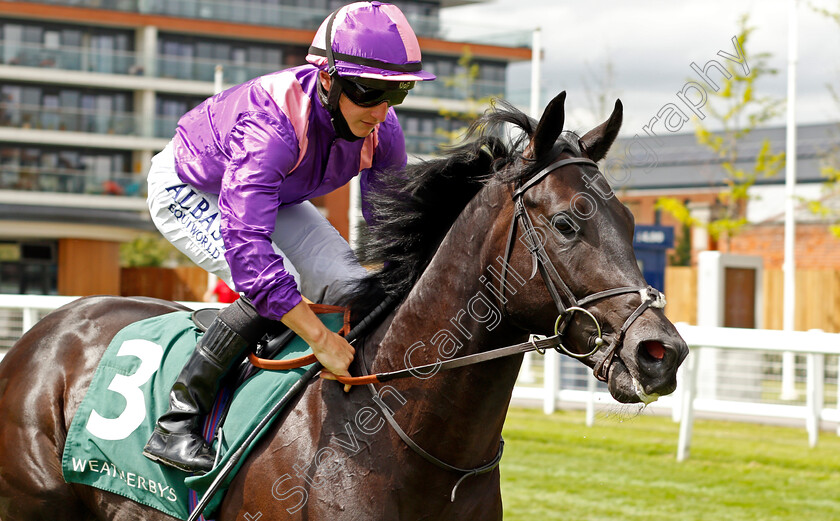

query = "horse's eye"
[550,212,578,237]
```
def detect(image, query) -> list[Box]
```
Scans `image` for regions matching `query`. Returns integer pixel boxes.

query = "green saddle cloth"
[61,310,341,519]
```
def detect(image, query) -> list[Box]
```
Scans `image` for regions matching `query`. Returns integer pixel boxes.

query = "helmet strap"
[317,80,362,142]
[324,10,342,112]
[317,8,362,142]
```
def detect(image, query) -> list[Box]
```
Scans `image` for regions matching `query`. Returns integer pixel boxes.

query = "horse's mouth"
[607,357,659,404]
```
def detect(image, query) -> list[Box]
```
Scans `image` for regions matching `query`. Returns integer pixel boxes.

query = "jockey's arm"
[280,299,354,392]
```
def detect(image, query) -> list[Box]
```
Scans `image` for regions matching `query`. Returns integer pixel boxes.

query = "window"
[1,19,133,72]
[0,241,58,295]
[22,25,42,44]
[44,30,60,49]
[1,24,23,65]
[159,33,304,82]
[0,85,22,126]
[397,111,451,155]
[1,82,133,135]
[0,144,132,195]
[155,94,206,138]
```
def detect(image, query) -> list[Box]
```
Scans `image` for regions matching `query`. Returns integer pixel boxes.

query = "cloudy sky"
[441,0,840,136]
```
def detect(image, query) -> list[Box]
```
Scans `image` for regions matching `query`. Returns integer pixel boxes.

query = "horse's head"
[498,91,688,404]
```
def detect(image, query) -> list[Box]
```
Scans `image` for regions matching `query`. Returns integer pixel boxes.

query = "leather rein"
[249,157,665,383]
[248,156,666,501]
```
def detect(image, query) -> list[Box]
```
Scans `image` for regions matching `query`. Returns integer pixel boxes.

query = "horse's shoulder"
[31,296,187,334]
[65,295,189,316]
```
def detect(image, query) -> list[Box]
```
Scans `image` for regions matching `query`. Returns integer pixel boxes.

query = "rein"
[246,156,667,503]
[248,331,565,385]
[248,157,665,384]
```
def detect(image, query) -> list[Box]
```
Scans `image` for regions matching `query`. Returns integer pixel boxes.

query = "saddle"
[62,307,350,520]
[191,308,295,384]
[189,305,349,442]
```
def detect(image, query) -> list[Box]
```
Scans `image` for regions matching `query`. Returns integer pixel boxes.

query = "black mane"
[345,99,581,315]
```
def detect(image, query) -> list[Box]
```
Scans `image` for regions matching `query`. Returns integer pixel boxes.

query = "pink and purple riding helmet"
[306,1,436,114]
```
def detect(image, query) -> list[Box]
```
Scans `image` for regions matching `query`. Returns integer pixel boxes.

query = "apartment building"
[0,0,532,296]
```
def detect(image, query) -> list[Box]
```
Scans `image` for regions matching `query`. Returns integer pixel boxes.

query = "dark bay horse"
[0,92,688,520]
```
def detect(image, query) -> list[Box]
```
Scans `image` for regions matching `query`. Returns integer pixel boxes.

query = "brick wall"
[722,223,840,269]
[620,191,840,269]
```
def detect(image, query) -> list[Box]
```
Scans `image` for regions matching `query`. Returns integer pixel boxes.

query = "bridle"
[246,156,668,503]
[498,156,666,382]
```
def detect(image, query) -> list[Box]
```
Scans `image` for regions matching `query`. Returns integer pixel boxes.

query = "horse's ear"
[580,99,623,162]
[524,91,566,160]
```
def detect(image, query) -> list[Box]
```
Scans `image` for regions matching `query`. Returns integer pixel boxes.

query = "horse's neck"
[370,184,525,467]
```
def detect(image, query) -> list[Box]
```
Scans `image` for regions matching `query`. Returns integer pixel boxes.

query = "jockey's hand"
[280,299,355,392]
[309,331,355,393]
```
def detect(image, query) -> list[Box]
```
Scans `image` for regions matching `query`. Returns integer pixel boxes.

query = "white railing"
[0,294,220,353]
[511,322,840,460]
[3,295,839,461]
[672,324,840,461]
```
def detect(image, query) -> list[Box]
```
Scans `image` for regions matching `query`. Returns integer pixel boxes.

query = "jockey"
[143,1,435,473]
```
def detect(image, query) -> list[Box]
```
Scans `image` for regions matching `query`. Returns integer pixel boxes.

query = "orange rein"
[247,303,380,385]
[247,352,380,385]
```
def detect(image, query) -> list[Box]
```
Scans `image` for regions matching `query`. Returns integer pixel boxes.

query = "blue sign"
[634,225,674,250]
[633,225,675,292]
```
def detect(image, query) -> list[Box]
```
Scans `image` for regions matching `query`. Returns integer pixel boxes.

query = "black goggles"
[337,77,415,107]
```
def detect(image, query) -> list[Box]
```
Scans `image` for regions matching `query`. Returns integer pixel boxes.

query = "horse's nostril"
[643,340,666,360]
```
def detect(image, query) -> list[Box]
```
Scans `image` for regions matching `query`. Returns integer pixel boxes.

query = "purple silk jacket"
[171,64,407,321]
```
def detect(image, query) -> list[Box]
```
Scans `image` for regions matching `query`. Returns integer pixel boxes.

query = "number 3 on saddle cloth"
[61,305,349,521]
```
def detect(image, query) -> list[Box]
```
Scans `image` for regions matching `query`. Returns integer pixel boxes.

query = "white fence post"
[585,373,597,427]
[806,350,825,448]
[542,349,558,414]
[518,351,535,383]
[22,307,39,334]
[837,355,840,437]
[677,348,699,462]
[671,362,684,422]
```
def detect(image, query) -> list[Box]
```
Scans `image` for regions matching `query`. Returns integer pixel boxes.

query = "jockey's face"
[320,72,390,138]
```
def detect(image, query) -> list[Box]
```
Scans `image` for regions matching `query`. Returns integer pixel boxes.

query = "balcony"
[141,0,329,31]
[0,102,140,135]
[1,41,509,103]
[0,42,141,75]
[156,54,279,84]
[0,164,144,197]
[8,0,450,40]
[5,0,534,47]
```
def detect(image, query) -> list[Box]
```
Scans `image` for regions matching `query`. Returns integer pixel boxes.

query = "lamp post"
[781,0,799,400]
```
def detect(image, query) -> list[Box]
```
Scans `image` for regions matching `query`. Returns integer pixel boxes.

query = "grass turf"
[500,407,840,521]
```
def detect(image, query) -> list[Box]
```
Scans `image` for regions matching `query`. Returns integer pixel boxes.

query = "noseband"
[498,157,666,381]
[244,157,668,505]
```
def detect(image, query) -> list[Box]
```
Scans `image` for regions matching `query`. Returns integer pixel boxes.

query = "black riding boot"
[142,297,267,473]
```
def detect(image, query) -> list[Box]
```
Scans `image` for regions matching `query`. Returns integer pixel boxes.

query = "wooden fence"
[120,266,207,302]
[664,267,840,333]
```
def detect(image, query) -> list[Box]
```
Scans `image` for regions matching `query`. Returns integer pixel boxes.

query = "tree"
[669,222,693,266]
[806,1,840,237]
[581,55,620,123]
[119,233,191,267]
[436,48,498,147]
[656,15,785,246]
